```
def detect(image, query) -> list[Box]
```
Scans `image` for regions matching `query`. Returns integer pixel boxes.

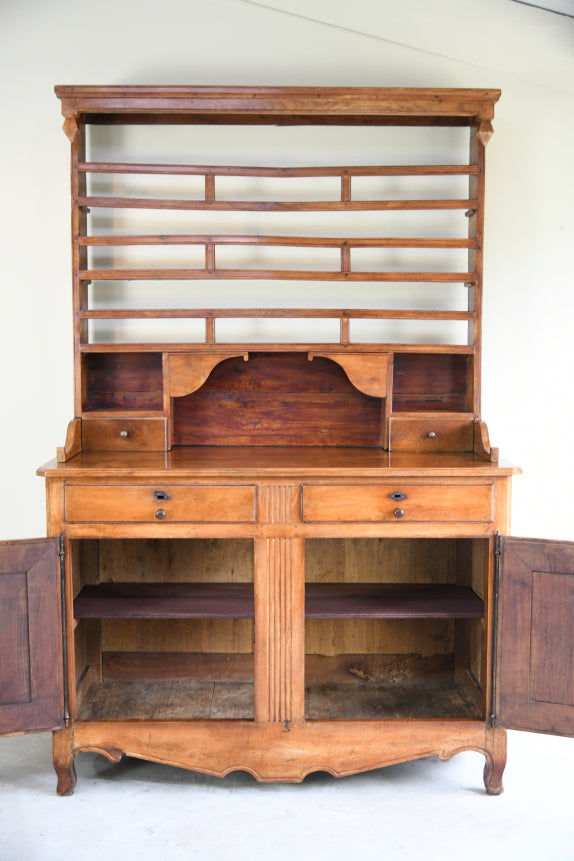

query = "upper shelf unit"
[55,86,499,422]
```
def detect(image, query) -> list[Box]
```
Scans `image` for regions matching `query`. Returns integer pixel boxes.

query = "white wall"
[0,0,572,541]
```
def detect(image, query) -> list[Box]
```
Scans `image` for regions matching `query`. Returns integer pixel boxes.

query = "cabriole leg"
[483,726,507,795]
[52,728,77,796]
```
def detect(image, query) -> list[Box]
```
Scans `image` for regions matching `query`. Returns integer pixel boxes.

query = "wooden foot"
[52,728,77,796]
[483,727,507,795]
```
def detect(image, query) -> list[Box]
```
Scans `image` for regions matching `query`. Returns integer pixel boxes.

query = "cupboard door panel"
[0,572,31,705]
[0,539,64,737]
[496,537,574,736]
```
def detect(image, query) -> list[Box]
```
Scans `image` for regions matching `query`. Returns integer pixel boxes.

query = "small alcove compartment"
[392,353,472,413]
[82,352,164,413]
[171,352,385,447]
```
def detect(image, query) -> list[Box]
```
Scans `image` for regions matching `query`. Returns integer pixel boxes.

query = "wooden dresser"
[1,87,572,794]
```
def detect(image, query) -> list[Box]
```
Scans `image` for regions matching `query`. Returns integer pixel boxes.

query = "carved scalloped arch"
[309,352,390,399]
[168,352,248,398]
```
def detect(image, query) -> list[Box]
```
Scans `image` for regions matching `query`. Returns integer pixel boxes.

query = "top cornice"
[54,86,500,128]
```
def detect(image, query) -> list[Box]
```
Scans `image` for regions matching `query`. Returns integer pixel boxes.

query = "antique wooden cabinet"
[1,87,572,795]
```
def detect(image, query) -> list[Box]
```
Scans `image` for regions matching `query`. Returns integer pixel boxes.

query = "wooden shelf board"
[79,343,476,354]
[306,584,483,619]
[74,582,483,621]
[74,583,255,619]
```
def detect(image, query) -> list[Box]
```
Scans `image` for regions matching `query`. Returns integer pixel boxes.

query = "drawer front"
[65,484,256,523]
[82,418,166,452]
[390,416,474,452]
[302,484,493,523]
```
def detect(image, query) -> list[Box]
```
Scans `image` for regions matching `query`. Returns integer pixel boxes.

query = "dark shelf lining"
[74,582,483,621]
[306,583,483,619]
[74,582,255,619]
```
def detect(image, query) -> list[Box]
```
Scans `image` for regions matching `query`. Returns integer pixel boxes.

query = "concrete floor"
[0,730,573,861]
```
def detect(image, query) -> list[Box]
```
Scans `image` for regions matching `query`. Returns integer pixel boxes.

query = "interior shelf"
[74,583,254,619]
[74,582,483,620]
[306,584,483,619]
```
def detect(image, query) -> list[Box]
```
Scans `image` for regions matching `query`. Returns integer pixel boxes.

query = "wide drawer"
[65,484,257,523]
[302,484,493,523]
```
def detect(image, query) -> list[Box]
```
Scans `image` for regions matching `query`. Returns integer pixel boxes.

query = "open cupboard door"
[496,537,574,736]
[0,539,65,736]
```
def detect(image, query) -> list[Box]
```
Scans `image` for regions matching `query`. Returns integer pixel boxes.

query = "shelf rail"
[76,160,477,348]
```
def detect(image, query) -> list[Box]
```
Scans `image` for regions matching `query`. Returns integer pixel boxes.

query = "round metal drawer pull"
[427,431,437,439]
[155,509,166,520]
[394,508,405,519]
[119,430,129,438]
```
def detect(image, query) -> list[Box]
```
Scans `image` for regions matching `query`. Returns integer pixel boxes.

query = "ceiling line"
[237,0,480,67]
[509,0,573,19]
[235,0,574,97]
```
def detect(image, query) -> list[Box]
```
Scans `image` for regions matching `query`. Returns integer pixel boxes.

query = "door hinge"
[490,533,503,728]
[58,535,71,724]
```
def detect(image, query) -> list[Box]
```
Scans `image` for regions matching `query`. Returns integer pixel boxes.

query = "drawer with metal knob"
[82,418,167,452]
[390,415,474,452]
[64,484,257,523]
[302,483,493,523]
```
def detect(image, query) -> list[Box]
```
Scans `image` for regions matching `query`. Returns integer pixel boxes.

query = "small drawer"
[65,484,257,523]
[390,415,474,452]
[302,484,493,523]
[82,418,166,452]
